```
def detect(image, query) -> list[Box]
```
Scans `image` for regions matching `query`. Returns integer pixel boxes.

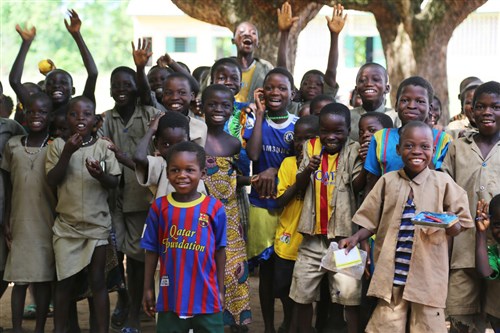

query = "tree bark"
[172,0,488,123]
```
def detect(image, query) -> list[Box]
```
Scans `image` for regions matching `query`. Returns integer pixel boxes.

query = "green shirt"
[487,245,500,280]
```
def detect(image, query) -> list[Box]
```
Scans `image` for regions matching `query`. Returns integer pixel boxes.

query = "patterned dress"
[205,155,251,326]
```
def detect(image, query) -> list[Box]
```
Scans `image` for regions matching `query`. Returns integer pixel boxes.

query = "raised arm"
[65,9,98,103]
[133,112,164,172]
[157,52,190,76]
[9,24,36,107]
[246,88,266,161]
[324,4,347,88]
[475,200,495,278]
[276,1,298,70]
[132,38,154,106]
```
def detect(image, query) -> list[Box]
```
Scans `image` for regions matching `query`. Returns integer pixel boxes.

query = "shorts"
[366,286,447,333]
[246,205,279,261]
[289,235,361,306]
[446,268,483,316]
[156,311,223,333]
[273,253,295,299]
[120,211,149,262]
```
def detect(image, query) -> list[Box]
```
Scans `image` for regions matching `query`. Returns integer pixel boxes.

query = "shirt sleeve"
[364,135,382,176]
[140,199,161,253]
[277,158,295,198]
[136,156,163,187]
[352,175,385,232]
[213,202,227,249]
[45,138,63,174]
[487,245,500,280]
[0,140,13,172]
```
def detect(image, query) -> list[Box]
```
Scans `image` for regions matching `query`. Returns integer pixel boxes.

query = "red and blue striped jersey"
[141,193,227,316]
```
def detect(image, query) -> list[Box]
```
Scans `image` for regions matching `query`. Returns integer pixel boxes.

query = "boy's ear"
[291,89,296,100]
[384,83,390,94]
[201,167,207,178]
[396,143,401,156]
[71,87,76,96]
[231,37,236,45]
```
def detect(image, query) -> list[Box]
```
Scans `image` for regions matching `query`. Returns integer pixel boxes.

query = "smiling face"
[212,64,241,96]
[359,116,384,145]
[147,67,170,102]
[45,70,74,106]
[397,85,430,125]
[355,65,389,107]
[233,22,258,55]
[463,89,476,126]
[263,73,293,113]
[397,125,434,179]
[155,127,189,159]
[67,99,96,140]
[319,113,348,155]
[203,90,233,128]
[162,77,194,114]
[427,97,442,127]
[111,71,138,107]
[300,73,324,101]
[167,151,204,199]
[26,98,51,133]
[473,92,500,137]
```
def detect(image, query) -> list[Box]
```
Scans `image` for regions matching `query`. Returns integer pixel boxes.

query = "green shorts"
[156,311,223,333]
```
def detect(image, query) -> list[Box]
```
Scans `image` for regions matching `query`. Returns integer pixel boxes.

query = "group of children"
[0,3,499,333]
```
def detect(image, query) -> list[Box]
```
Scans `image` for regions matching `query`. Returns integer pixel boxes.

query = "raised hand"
[476,199,490,232]
[277,1,299,32]
[63,133,83,155]
[148,112,165,132]
[15,23,36,42]
[64,9,82,34]
[157,53,173,68]
[253,88,265,118]
[132,38,153,68]
[325,4,347,34]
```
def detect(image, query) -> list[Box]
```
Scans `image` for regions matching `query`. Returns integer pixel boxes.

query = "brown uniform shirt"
[353,168,473,308]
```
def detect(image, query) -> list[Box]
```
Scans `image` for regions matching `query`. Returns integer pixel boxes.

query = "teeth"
[53,91,63,97]
[411,158,423,164]
[77,124,85,129]
[155,88,163,94]
[364,89,376,93]
[170,103,181,109]
[212,116,225,121]
[482,120,493,123]
[32,121,41,126]
[118,95,126,100]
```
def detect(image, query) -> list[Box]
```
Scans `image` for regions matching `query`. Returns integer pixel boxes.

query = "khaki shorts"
[446,268,483,316]
[366,286,447,333]
[289,235,361,306]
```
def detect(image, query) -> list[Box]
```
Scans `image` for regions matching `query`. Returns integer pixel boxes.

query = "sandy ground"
[0,276,281,333]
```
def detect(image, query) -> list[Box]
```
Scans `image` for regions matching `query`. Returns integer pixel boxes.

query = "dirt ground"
[0,276,281,333]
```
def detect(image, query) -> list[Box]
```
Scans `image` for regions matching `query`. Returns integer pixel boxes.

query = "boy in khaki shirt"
[340,121,473,333]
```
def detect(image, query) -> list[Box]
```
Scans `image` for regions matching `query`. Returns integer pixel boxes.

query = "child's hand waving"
[277,1,299,32]
[148,112,165,132]
[132,38,153,68]
[326,4,347,34]
[253,88,265,118]
[64,9,82,35]
[157,53,173,68]
[15,24,36,42]
[476,199,490,232]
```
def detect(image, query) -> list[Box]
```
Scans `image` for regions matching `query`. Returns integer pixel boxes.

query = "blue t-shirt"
[364,128,452,176]
[243,114,298,209]
[141,194,227,316]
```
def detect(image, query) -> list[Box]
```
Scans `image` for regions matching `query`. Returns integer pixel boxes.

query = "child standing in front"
[1,93,55,333]
[46,96,121,333]
[274,115,320,333]
[340,121,473,333]
[441,81,500,333]
[141,141,227,333]
[202,85,251,330]
[244,68,298,333]
[289,104,363,333]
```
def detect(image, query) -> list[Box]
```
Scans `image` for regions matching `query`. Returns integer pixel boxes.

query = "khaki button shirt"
[353,168,473,308]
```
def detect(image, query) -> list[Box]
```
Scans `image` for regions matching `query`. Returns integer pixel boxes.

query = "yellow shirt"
[274,156,303,261]
[235,62,256,103]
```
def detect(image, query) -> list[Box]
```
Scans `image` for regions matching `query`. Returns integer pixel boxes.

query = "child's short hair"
[319,102,351,125]
[356,63,389,83]
[26,92,53,110]
[433,95,442,110]
[310,94,335,112]
[210,58,242,81]
[68,95,95,113]
[489,194,500,217]
[201,84,235,105]
[110,66,136,83]
[264,67,294,89]
[295,115,320,134]
[192,66,210,83]
[396,76,434,104]
[458,76,481,99]
[46,69,74,86]
[472,81,500,108]
[360,112,394,129]
[157,111,190,139]
[166,141,206,169]
[1,95,14,115]
[165,72,200,96]
[398,121,431,144]
[147,65,172,76]
[23,82,43,94]
[300,70,325,85]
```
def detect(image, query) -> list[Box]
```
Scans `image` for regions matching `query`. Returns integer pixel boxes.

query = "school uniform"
[46,138,121,280]
[103,104,159,260]
[353,167,473,332]
[349,104,398,142]
[441,132,500,319]
[289,138,363,305]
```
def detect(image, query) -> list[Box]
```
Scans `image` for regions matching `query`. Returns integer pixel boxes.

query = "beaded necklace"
[24,134,49,155]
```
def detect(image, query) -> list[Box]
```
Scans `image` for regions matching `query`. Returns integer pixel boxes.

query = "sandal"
[111,306,129,329]
[120,327,141,333]
[23,304,37,319]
